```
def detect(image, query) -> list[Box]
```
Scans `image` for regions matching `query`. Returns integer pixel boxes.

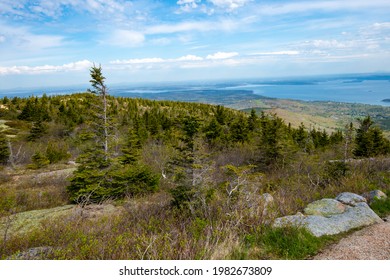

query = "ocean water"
[222,79,390,106]
[1,75,389,106]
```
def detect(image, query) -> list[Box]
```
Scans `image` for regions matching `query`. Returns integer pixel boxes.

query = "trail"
[313,216,390,260]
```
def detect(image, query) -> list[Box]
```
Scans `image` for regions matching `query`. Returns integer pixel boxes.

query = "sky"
[0,0,390,89]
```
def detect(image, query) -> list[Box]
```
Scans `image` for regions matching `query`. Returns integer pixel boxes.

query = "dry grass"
[0,155,389,260]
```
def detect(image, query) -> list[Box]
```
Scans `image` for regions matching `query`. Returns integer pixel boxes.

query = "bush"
[68,163,159,203]
[45,140,71,163]
[28,152,50,169]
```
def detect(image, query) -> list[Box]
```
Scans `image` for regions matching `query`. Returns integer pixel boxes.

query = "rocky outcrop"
[273,191,384,237]
[335,192,367,206]
[7,246,54,260]
[0,204,122,240]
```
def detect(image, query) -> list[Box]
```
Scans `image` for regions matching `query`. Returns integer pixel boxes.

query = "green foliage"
[45,140,71,163]
[259,226,337,259]
[370,192,390,218]
[28,120,47,141]
[0,133,10,165]
[247,108,259,132]
[120,123,142,165]
[258,113,286,165]
[230,115,248,143]
[324,161,349,181]
[18,97,51,122]
[28,152,50,169]
[354,116,390,157]
[67,66,160,203]
[203,118,222,144]
[107,164,160,197]
[169,184,194,210]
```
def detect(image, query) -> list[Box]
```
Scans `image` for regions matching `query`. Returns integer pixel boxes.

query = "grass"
[256,226,339,260]
[231,226,341,260]
[370,191,390,218]
[1,155,389,260]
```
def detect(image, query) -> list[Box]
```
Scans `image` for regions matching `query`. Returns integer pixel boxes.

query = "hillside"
[0,68,390,260]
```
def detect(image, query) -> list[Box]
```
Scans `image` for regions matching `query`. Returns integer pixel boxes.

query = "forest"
[0,66,389,259]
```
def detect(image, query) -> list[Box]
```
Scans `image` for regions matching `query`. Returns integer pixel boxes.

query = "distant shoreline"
[382,99,390,103]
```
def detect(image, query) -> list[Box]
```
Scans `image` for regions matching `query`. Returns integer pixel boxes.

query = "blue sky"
[0,0,390,89]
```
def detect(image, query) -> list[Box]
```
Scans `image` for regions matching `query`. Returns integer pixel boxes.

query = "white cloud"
[256,0,390,16]
[206,52,239,59]
[150,37,172,46]
[111,58,165,64]
[109,52,244,70]
[0,35,5,43]
[145,19,238,35]
[311,40,348,49]
[108,30,145,47]
[0,60,93,75]
[177,0,201,12]
[372,22,390,29]
[252,51,300,56]
[111,55,204,65]
[209,0,250,11]
[177,55,203,61]
[0,23,64,50]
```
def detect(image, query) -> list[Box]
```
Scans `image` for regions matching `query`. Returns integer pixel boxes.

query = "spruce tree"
[169,115,200,209]
[68,65,112,202]
[28,119,47,141]
[353,116,389,157]
[68,66,159,202]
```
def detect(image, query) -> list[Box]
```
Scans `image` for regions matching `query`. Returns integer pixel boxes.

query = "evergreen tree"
[230,115,248,143]
[89,65,110,160]
[120,123,142,165]
[259,113,284,164]
[353,116,389,157]
[68,66,159,203]
[204,117,222,144]
[28,119,47,141]
[247,108,258,132]
[0,132,10,165]
[169,115,201,209]
[68,65,113,202]
[215,105,226,125]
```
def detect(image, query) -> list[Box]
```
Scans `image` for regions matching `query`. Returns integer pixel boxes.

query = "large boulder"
[304,199,346,217]
[336,192,366,206]
[273,193,383,237]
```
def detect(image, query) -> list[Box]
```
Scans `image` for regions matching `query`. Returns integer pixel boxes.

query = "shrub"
[28,152,50,169]
[370,192,390,218]
[45,140,71,163]
[68,163,159,203]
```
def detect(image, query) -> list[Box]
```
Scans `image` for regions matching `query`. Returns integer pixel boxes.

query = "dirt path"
[313,216,390,260]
